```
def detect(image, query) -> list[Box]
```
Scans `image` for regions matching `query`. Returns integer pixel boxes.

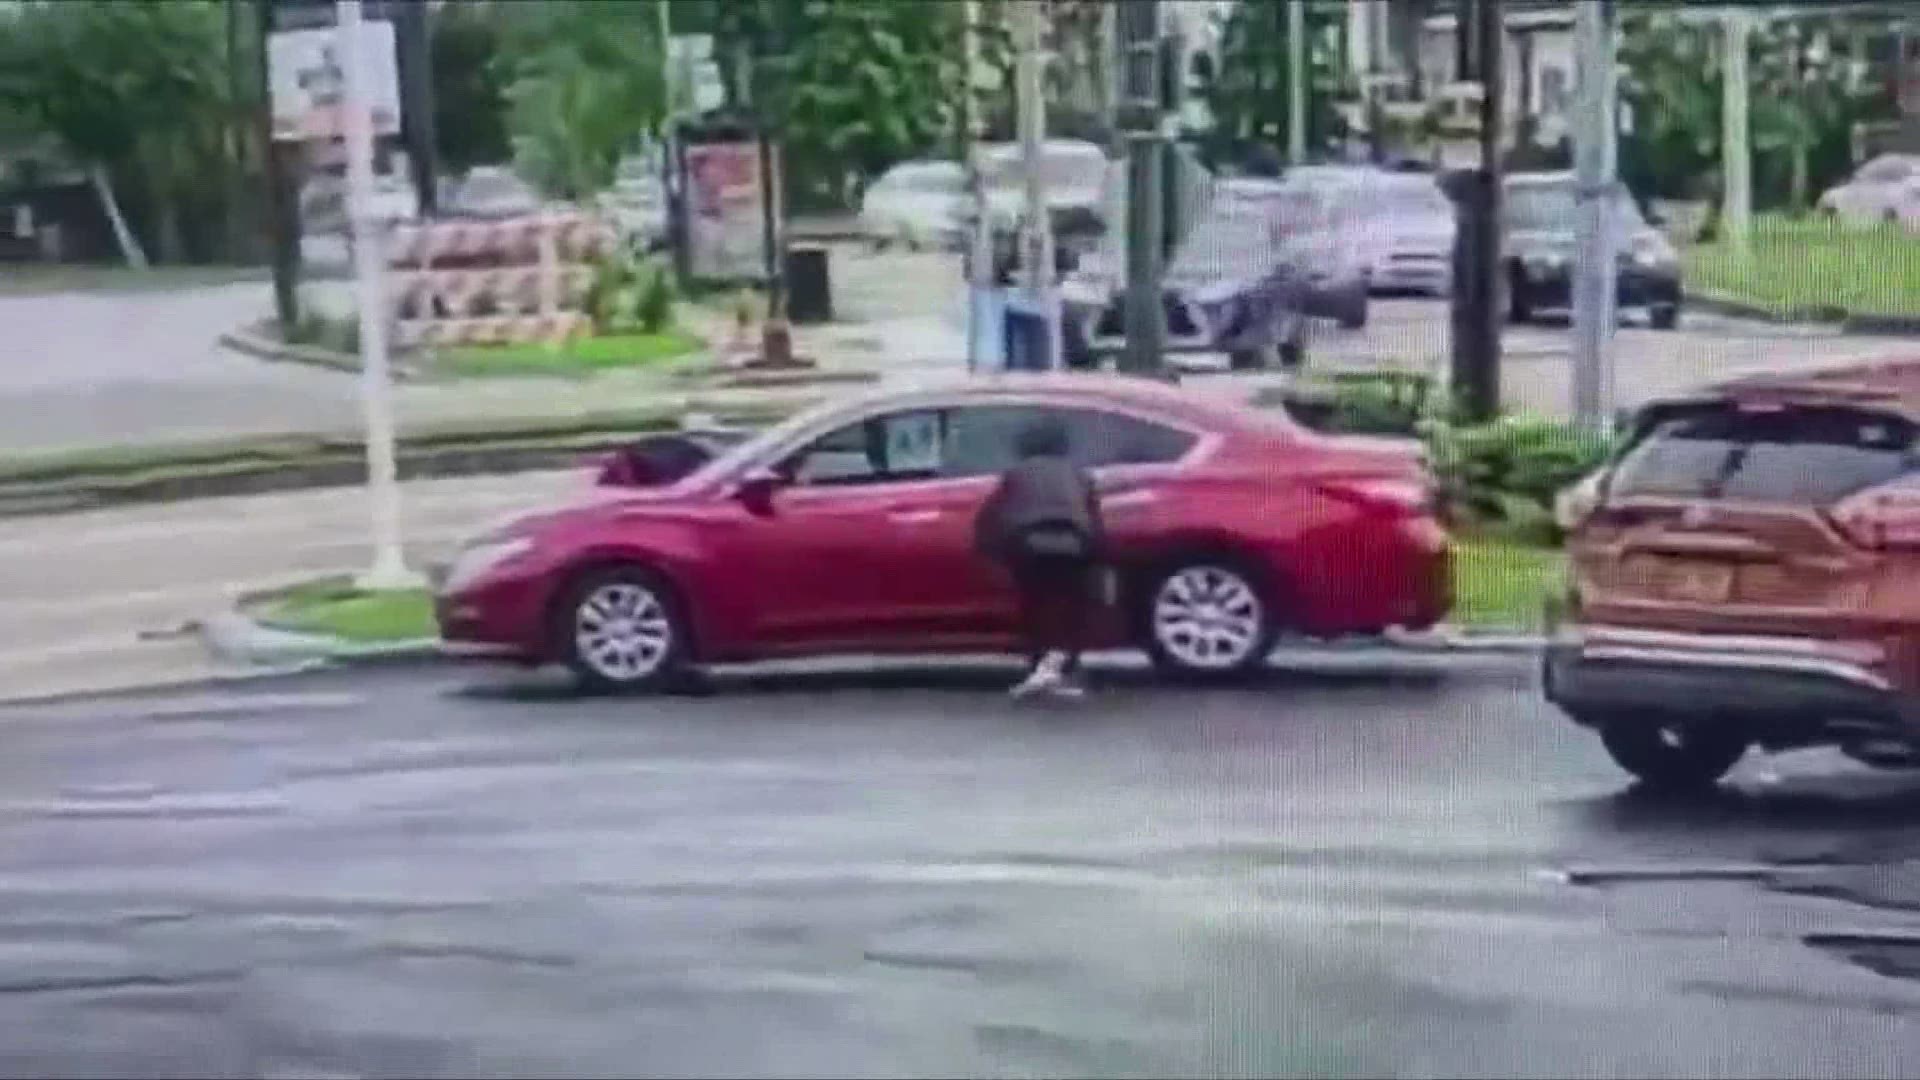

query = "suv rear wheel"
[1597,720,1749,790]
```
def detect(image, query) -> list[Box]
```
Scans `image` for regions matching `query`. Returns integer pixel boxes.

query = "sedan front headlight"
[441,536,535,594]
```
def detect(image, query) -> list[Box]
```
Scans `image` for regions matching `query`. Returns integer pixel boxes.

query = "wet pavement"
[1,657,1920,1077]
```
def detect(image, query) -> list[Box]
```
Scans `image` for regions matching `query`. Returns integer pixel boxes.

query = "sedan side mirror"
[735,466,786,516]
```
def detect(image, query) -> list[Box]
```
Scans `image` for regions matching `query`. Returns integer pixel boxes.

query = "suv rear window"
[1608,404,1917,504]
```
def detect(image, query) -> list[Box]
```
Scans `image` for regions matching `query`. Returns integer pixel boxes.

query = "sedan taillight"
[1321,477,1435,517]
[1829,475,1920,551]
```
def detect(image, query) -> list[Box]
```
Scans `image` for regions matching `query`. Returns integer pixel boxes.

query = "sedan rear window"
[1608,404,1917,504]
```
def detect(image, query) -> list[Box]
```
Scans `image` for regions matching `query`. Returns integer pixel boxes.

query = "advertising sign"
[268,22,401,142]
[684,141,777,281]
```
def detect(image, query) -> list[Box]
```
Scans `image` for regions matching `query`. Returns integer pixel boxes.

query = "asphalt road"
[4,656,1920,1078]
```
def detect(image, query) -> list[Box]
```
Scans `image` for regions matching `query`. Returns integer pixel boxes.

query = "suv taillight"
[1829,475,1920,551]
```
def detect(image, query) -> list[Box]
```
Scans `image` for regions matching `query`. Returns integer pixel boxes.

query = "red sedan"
[435,375,1453,691]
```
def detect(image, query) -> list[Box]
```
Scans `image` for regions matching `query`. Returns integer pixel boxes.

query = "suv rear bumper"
[1543,624,1920,740]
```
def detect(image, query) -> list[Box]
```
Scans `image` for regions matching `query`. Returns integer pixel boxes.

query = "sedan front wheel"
[1142,561,1275,679]
[559,567,690,694]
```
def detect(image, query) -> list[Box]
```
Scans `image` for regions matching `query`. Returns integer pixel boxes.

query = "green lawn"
[1684,215,1920,320]
[1452,538,1565,631]
[434,328,704,378]
[258,580,436,643]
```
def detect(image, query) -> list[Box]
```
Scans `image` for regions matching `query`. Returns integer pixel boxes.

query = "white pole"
[964,0,988,374]
[1288,0,1308,164]
[338,0,416,590]
[1015,0,1061,369]
[1570,0,1617,433]
[1722,4,1752,258]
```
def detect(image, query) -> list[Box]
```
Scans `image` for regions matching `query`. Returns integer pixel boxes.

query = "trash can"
[785,245,833,324]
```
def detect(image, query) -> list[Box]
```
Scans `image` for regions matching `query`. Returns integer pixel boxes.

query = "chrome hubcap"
[1153,566,1264,670]
[575,583,672,681]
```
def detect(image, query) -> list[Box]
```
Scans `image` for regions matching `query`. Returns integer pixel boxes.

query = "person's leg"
[1053,560,1092,683]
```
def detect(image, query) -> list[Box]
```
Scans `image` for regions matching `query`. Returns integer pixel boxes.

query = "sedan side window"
[1061,408,1197,468]
[780,409,948,486]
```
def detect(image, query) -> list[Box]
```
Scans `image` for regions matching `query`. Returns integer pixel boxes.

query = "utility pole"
[962,0,994,373]
[1288,0,1308,164]
[1117,0,1163,377]
[1015,0,1060,369]
[337,0,416,590]
[256,0,300,329]
[392,0,437,217]
[1570,0,1617,433]
[1447,0,1504,422]
[1722,3,1753,258]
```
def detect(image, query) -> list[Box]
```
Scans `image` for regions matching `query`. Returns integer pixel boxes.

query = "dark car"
[1545,359,1920,789]
[1503,172,1683,330]
[1060,178,1333,371]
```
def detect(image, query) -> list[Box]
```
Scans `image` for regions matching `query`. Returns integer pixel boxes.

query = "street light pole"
[337,0,416,590]
[1570,0,1617,433]
[1117,0,1163,377]
[1288,0,1308,165]
[1015,0,1060,369]
[963,0,993,373]
[1722,4,1753,258]
[1447,0,1504,423]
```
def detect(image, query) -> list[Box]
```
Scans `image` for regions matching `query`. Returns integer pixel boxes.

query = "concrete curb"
[1688,291,1920,337]
[218,321,427,381]
[198,608,1546,673]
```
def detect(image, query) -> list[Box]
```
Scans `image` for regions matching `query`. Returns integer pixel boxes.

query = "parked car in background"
[1545,360,1920,789]
[968,139,1111,277]
[858,160,968,251]
[1504,171,1683,329]
[1061,177,1320,370]
[437,375,1451,692]
[444,166,542,220]
[1350,172,1456,296]
[1259,177,1373,329]
[1817,153,1920,225]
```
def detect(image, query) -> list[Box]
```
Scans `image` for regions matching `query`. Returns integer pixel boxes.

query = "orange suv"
[1545,360,1920,789]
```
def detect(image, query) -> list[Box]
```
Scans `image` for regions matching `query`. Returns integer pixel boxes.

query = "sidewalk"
[0,470,582,703]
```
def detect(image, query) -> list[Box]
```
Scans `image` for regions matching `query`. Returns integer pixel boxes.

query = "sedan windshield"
[1505,182,1645,232]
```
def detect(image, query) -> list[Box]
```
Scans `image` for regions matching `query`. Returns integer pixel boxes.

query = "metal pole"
[394,0,437,216]
[1571,0,1617,432]
[256,0,300,329]
[1015,0,1060,369]
[1288,0,1308,164]
[1448,0,1503,423]
[963,0,993,374]
[337,0,415,590]
[1118,0,1163,377]
[1722,4,1752,257]
[659,0,674,118]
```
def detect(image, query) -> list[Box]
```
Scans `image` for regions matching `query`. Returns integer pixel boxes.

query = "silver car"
[1353,174,1456,296]
[858,160,968,251]
[1818,153,1920,226]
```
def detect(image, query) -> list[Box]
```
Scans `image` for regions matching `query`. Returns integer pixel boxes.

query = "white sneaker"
[1010,653,1066,699]
[1045,678,1086,701]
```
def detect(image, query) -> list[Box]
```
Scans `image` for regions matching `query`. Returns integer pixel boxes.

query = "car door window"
[944,405,1049,478]
[781,409,947,486]
[1060,408,1197,468]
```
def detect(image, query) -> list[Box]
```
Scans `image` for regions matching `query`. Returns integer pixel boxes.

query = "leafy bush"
[1272,371,1620,536]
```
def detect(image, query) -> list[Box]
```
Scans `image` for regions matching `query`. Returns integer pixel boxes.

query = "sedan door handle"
[887,508,945,525]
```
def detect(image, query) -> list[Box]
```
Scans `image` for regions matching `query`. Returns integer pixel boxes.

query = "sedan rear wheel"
[560,568,689,694]
[1143,562,1274,679]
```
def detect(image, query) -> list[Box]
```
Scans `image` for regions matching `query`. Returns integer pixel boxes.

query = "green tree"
[1199,0,1346,167]
[0,0,239,266]
[429,1,511,174]
[495,0,665,200]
